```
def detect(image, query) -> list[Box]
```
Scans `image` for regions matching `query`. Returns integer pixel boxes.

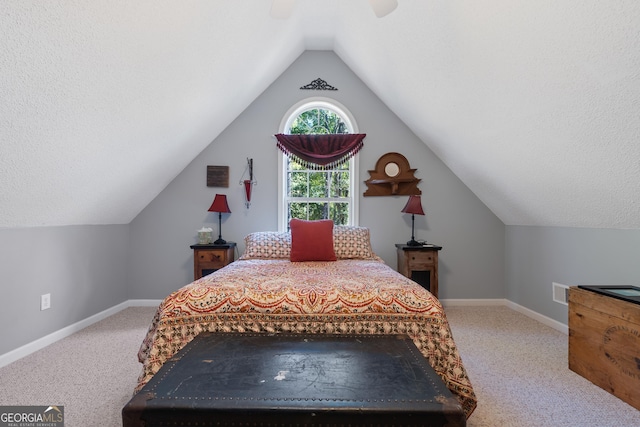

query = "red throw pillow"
[289,219,337,262]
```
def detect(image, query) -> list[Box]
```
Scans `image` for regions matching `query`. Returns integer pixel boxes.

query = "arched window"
[277,98,360,231]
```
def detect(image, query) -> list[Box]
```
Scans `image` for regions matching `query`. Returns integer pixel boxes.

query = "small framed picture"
[206,166,229,187]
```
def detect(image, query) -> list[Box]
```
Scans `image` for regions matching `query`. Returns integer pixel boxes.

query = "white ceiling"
[1,0,639,228]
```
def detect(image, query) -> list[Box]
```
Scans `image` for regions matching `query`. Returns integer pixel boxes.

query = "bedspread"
[136,258,477,417]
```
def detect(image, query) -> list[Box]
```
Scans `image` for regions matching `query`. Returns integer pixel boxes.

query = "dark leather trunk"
[123,333,465,427]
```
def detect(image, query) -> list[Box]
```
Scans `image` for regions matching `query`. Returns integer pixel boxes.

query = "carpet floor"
[0,305,638,426]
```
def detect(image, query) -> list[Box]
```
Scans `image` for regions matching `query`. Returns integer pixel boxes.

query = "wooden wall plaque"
[364,152,421,196]
[207,166,229,187]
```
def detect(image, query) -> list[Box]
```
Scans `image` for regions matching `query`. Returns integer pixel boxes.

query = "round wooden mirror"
[384,162,400,177]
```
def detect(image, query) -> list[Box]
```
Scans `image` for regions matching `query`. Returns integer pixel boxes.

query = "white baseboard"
[128,299,163,307]
[0,301,127,369]
[442,298,568,335]
[505,300,568,335]
[0,299,162,369]
[440,298,507,307]
[0,298,565,368]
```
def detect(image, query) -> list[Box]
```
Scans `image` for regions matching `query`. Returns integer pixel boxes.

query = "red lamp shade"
[208,194,231,214]
[208,194,231,244]
[401,195,424,216]
[401,195,424,246]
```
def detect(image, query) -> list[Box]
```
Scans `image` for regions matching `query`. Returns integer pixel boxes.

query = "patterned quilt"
[136,258,477,417]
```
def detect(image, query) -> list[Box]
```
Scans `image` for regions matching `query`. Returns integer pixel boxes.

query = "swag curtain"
[275,133,366,169]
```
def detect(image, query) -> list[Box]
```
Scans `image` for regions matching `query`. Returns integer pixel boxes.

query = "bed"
[135,221,477,418]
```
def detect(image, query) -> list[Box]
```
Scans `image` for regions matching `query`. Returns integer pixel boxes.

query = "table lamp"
[208,194,231,244]
[401,195,424,246]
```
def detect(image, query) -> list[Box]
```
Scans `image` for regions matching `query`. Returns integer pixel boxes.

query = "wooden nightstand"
[395,244,442,298]
[190,242,236,280]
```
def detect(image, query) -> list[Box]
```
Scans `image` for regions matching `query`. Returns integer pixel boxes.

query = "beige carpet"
[446,306,640,426]
[0,305,639,426]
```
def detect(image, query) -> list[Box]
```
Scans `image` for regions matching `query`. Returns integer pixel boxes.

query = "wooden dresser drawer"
[198,250,228,266]
[190,243,236,280]
[407,251,435,269]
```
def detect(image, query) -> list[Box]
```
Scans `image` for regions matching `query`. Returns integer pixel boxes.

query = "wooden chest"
[568,286,640,410]
[123,333,465,427]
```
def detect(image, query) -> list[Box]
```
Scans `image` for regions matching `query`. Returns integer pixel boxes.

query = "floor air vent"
[552,282,569,305]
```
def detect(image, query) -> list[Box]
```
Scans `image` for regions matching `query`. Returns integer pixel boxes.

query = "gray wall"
[505,225,640,324]
[0,225,129,354]
[127,51,505,300]
[5,51,640,360]
[0,50,507,359]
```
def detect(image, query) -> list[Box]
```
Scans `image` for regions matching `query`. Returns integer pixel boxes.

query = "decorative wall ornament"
[364,152,421,196]
[239,158,257,209]
[300,78,338,91]
[206,165,229,187]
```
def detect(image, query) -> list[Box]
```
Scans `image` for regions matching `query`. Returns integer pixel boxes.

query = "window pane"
[329,171,349,198]
[289,202,308,221]
[289,158,304,170]
[330,202,349,225]
[290,109,348,135]
[309,172,328,198]
[288,202,339,223]
[308,202,328,220]
[288,171,308,197]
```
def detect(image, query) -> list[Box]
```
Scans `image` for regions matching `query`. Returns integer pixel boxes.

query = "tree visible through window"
[281,102,358,230]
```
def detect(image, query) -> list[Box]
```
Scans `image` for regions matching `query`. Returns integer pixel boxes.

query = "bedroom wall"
[128,50,505,301]
[0,225,129,355]
[505,225,640,324]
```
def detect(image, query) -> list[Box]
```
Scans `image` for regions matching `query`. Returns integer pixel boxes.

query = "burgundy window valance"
[275,133,366,169]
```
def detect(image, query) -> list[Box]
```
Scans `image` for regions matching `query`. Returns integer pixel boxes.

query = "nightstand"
[190,242,236,280]
[395,244,442,298]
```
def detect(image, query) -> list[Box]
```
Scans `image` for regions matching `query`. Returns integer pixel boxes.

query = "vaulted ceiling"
[2,1,639,228]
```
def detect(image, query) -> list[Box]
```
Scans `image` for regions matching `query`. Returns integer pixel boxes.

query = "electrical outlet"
[40,293,51,311]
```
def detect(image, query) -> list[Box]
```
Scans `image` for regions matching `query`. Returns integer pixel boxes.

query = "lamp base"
[213,238,227,245]
[406,239,423,246]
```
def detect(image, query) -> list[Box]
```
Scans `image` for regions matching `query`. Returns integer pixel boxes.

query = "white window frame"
[277,97,360,231]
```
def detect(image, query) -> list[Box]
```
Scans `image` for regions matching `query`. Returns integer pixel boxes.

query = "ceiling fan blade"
[271,0,296,19]
[369,0,398,18]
